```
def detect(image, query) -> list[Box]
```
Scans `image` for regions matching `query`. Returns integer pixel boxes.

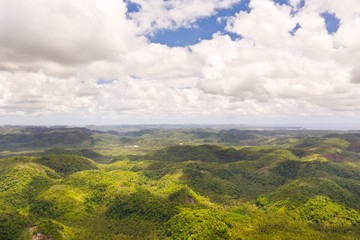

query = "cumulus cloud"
[192,33,356,113]
[0,71,92,115]
[226,0,297,48]
[0,0,144,75]
[207,0,360,113]
[126,0,240,34]
[0,0,360,124]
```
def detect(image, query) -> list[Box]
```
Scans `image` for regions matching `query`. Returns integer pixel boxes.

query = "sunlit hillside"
[1,126,360,239]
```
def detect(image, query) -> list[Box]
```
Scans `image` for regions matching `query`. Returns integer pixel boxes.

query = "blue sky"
[145,0,250,46]
[127,0,340,47]
[321,12,340,34]
[0,0,359,128]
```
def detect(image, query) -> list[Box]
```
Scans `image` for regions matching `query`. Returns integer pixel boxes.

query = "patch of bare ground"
[29,227,53,240]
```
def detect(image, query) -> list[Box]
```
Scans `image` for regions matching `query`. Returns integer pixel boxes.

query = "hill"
[1,126,360,239]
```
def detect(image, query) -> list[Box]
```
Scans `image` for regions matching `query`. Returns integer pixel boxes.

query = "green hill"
[1,127,360,239]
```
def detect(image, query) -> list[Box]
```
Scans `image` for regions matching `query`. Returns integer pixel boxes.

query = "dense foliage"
[1,126,360,239]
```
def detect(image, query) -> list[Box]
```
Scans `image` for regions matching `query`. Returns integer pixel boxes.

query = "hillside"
[1,126,360,239]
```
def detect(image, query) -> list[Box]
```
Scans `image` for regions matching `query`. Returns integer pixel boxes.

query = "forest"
[1,125,360,239]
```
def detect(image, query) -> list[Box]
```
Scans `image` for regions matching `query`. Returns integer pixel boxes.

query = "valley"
[1,126,360,239]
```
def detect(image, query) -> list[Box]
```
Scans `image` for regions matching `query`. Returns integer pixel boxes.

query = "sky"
[0,0,360,127]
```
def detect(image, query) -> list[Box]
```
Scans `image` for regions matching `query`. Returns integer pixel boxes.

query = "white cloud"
[192,33,356,109]
[0,0,360,124]
[0,71,91,116]
[0,0,144,75]
[194,0,360,115]
[127,0,240,33]
[226,0,297,48]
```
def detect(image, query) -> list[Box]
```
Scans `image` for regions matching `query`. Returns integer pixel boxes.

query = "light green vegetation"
[1,126,360,239]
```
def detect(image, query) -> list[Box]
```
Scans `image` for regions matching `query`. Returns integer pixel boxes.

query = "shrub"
[166,209,230,240]
[106,189,178,221]
[34,154,98,175]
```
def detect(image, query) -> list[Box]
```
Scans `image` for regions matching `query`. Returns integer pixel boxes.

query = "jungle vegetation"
[1,125,360,239]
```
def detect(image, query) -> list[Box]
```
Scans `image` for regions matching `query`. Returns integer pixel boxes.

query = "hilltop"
[1,126,360,239]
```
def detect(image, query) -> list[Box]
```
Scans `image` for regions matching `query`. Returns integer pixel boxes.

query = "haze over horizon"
[0,0,359,126]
